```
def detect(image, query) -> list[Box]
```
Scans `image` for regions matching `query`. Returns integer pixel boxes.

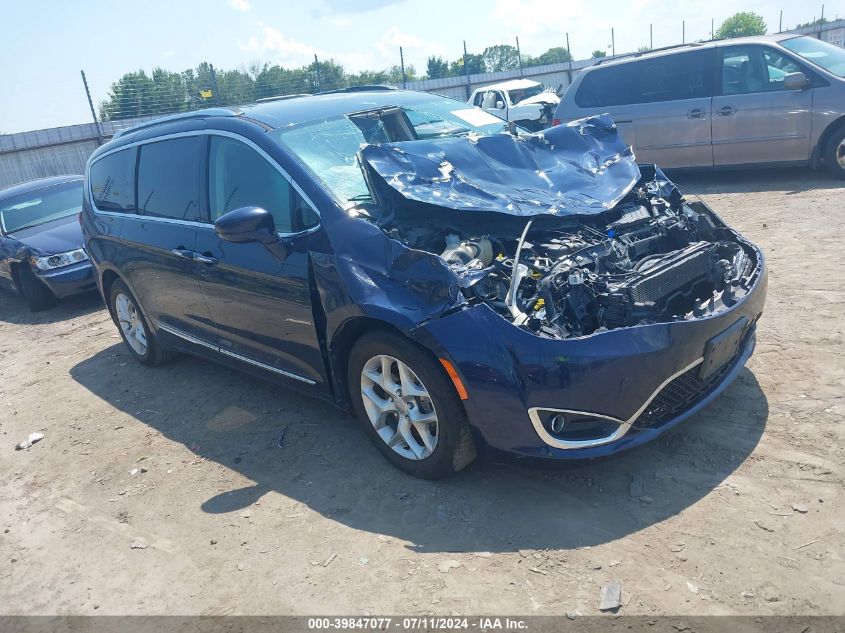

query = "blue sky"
[0,0,839,133]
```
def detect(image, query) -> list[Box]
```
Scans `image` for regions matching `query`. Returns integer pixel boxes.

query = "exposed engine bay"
[353,114,762,340]
[378,187,759,340]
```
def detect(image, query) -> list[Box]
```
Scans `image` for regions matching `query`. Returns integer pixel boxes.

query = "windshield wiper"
[348,193,373,202]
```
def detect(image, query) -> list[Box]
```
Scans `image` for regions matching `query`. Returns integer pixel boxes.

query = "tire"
[347,330,476,479]
[823,126,845,179]
[109,279,172,366]
[17,264,55,312]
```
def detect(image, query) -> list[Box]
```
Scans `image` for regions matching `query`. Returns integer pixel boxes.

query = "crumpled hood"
[6,214,83,255]
[359,114,641,217]
[519,91,560,106]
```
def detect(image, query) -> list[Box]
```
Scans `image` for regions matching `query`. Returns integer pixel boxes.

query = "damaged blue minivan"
[82,89,766,478]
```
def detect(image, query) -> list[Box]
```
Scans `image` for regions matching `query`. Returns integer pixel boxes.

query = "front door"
[712,45,813,165]
[194,135,327,390]
[121,135,215,342]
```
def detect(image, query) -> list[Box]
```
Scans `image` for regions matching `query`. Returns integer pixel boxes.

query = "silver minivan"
[553,34,845,177]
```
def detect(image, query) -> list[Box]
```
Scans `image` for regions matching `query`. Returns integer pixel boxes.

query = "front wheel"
[17,264,55,312]
[823,127,845,179]
[109,279,172,366]
[347,331,476,479]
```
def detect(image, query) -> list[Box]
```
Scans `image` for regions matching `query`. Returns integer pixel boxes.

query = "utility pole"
[650,23,653,49]
[516,36,523,77]
[778,10,783,33]
[711,18,715,39]
[566,32,572,84]
[313,54,321,92]
[682,20,685,44]
[80,70,103,146]
[209,64,221,106]
[611,28,615,58]
[462,40,471,99]
[820,4,825,38]
[399,46,407,88]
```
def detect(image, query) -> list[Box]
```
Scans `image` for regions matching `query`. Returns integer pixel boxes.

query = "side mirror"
[495,100,505,109]
[783,71,809,90]
[214,206,278,244]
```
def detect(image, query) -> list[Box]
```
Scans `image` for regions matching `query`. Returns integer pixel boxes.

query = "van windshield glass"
[274,98,508,204]
[782,36,845,77]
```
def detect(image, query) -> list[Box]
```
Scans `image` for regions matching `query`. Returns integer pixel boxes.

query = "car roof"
[472,78,540,93]
[587,33,802,70]
[0,175,82,200]
[111,89,461,140]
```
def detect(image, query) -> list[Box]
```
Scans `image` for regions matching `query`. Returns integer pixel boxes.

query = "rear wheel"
[109,279,172,366]
[347,331,476,479]
[823,127,845,179]
[17,264,55,312]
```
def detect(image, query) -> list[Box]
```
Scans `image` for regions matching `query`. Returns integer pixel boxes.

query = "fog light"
[549,414,566,434]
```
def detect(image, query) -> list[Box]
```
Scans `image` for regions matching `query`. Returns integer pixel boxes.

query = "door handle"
[193,252,218,265]
[718,106,737,116]
[171,248,194,260]
[687,108,705,119]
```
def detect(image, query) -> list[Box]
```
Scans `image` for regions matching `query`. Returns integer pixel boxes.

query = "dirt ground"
[0,168,842,617]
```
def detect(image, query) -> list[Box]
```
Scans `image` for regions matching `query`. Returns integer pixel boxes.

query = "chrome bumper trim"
[528,357,704,450]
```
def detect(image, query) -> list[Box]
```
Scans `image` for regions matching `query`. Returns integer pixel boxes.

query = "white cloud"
[373,26,447,66]
[228,0,252,12]
[239,26,324,67]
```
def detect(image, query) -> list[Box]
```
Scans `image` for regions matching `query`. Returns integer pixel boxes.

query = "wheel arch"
[812,115,845,167]
[328,316,408,410]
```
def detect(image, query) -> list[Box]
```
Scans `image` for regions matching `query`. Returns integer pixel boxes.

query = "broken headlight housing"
[32,248,88,271]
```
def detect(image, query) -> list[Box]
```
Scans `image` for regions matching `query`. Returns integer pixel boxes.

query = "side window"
[720,46,801,95]
[575,65,632,108]
[634,50,713,103]
[137,137,204,221]
[472,92,484,107]
[208,136,293,233]
[763,48,802,88]
[90,148,136,212]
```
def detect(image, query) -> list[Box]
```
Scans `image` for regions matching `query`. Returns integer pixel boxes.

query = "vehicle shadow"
[669,166,843,196]
[70,343,768,553]
[0,289,103,325]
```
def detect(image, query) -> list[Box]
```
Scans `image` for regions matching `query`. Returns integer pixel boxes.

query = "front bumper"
[36,261,96,298]
[415,254,767,460]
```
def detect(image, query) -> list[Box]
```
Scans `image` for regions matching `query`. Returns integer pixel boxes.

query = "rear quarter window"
[574,65,633,108]
[89,148,136,213]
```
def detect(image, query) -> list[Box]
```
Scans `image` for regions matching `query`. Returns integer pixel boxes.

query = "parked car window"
[782,35,845,78]
[633,50,712,103]
[574,65,632,108]
[720,46,802,95]
[137,137,204,221]
[90,149,135,213]
[208,136,293,233]
[0,181,83,234]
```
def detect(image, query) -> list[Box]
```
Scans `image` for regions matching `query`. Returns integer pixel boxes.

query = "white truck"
[468,79,560,131]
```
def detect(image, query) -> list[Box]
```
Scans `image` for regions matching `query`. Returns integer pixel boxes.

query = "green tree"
[426,55,450,79]
[450,53,484,76]
[591,49,607,59]
[529,46,572,66]
[482,44,520,72]
[716,12,767,39]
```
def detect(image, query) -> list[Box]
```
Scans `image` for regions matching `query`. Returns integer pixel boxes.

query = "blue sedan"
[0,176,96,311]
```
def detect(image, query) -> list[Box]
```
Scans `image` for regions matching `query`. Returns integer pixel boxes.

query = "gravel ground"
[0,168,843,616]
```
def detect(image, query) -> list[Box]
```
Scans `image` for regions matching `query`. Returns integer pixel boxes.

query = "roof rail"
[594,41,703,65]
[255,93,312,103]
[316,84,398,95]
[113,108,240,138]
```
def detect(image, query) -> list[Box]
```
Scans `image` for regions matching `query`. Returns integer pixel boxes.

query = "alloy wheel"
[837,138,845,170]
[360,354,439,460]
[115,293,148,356]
